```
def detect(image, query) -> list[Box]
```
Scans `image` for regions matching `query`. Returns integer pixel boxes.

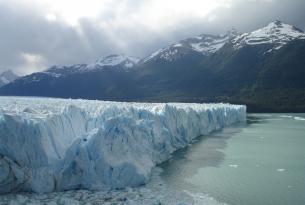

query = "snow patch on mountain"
[232,20,305,50]
[160,48,179,61]
[36,55,140,80]
[0,97,246,193]
[0,70,19,87]
[173,43,183,47]
[189,36,228,54]
[140,20,304,62]
[143,30,238,63]
[0,77,9,84]
[88,54,140,70]
[142,48,167,62]
[185,31,238,54]
[43,54,140,75]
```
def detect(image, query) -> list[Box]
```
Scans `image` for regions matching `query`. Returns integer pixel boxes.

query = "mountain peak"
[269,20,283,26]
[263,20,304,34]
[143,30,237,63]
[90,54,140,69]
[1,70,15,76]
[0,70,18,78]
[226,28,239,37]
[232,21,305,51]
[0,70,19,86]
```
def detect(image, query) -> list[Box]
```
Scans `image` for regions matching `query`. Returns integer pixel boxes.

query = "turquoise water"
[160,114,305,205]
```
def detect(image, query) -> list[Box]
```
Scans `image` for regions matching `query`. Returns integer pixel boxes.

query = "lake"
[160,113,305,205]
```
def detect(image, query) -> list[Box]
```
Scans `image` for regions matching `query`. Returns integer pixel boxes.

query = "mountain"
[0,70,19,87]
[232,20,305,51]
[198,21,305,112]
[142,29,238,63]
[0,55,141,100]
[0,21,304,112]
[88,54,140,70]
[45,54,140,75]
[134,21,305,112]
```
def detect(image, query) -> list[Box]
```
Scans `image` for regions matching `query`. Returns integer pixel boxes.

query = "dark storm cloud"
[209,0,305,33]
[0,1,122,74]
[0,0,304,75]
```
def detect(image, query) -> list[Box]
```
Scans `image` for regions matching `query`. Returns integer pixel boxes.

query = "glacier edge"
[0,97,246,193]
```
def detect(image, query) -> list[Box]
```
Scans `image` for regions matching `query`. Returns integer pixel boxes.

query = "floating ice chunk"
[280,115,293,118]
[294,117,305,121]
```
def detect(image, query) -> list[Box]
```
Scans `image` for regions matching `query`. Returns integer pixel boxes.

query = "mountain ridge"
[0,70,19,87]
[1,20,304,112]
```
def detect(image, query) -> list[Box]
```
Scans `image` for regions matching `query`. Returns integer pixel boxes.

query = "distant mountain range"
[1,20,305,112]
[0,70,18,87]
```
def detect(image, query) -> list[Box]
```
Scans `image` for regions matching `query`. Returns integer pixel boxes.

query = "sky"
[1,0,305,75]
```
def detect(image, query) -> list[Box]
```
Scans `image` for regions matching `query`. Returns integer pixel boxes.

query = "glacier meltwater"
[0,97,246,193]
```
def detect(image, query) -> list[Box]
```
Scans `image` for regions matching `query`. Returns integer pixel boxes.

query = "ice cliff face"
[0,97,246,193]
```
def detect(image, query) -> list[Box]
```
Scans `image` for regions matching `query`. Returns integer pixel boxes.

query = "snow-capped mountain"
[0,54,142,100]
[1,21,305,112]
[182,29,239,54]
[142,29,238,63]
[87,54,140,70]
[142,20,305,63]
[44,64,87,78]
[0,70,18,87]
[232,20,305,51]
[40,55,140,79]
[47,54,140,72]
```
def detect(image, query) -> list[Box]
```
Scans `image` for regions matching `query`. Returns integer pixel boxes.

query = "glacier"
[0,97,246,193]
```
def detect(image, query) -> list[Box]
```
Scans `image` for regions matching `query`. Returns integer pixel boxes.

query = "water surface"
[160,114,305,205]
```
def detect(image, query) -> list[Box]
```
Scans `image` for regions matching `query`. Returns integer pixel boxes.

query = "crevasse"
[0,97,246,193]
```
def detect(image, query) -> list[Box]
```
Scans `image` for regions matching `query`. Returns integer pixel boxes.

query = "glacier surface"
[0,97,246,193]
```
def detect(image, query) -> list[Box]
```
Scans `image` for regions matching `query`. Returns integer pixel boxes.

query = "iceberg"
[0,97,246,193]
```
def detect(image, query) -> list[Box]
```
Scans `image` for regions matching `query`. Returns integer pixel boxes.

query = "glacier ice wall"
[0,97,246,193]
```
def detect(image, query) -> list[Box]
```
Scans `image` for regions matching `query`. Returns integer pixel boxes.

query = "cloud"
[0,0,304,75]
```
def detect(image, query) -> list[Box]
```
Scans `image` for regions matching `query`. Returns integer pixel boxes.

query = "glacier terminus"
[0,97,246,193]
